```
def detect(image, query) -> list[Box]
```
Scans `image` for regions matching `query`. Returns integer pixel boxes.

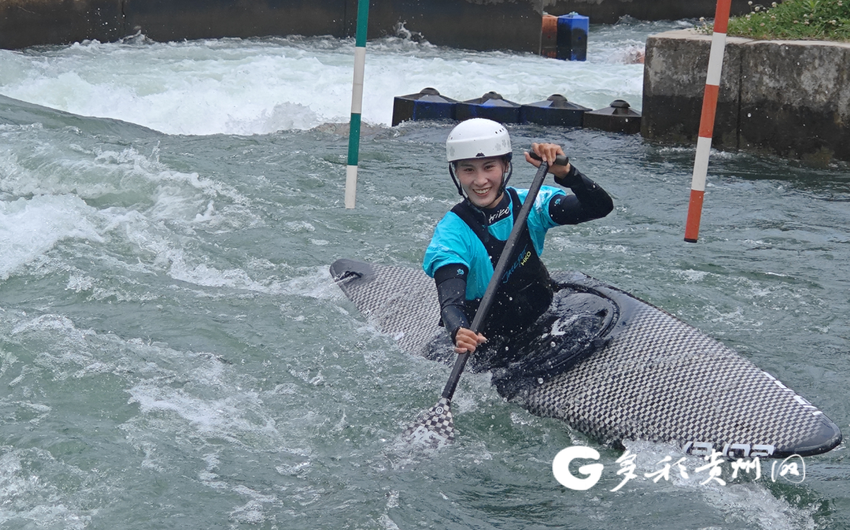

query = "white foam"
[0,307,297,525]
[677,269,710,282]
[0,195,103,280]
[0,136,264,283]
[7,312,280,446]
[619,440,817,530]
[127,380,280,439]
[0,449,94,530]
[3,308,281,448]
[0,26,670,135]
[166,250,273,291]
[0,136,279,287]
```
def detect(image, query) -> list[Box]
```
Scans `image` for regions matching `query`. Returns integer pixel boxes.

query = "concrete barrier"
[1,0,542,51]
[642,29,850,164]
[123,0,350,43]
[0,0,124,49]
[365,0,542,52]
[2,0,756,52]
[542,0,755,25]
[739,39,850,164]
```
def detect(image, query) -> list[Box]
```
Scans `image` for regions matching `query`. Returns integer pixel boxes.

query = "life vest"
[450,188,554,338]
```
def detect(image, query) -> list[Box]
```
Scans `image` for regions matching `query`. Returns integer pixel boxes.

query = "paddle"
[402,151,569,448]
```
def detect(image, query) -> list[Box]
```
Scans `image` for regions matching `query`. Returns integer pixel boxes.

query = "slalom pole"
[345,0,370,209]
[684,0,733,242]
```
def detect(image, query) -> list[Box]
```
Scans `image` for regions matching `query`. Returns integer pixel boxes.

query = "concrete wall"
[0,0,125,49]
[1,0,540,51]
[0,0,355,49]
[122,0,352,43]
[543,0,755,25]
[642,30,850,164]
[2,0,754,52]
[358,0,542,52]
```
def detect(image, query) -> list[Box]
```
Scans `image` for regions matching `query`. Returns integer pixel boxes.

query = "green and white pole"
[345,0,370,209]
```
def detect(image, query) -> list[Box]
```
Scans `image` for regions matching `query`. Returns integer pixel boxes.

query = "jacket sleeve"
[548,165,614,225]
[434,264,471,342]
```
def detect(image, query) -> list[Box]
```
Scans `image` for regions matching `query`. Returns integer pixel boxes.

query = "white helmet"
[446,118,512,163]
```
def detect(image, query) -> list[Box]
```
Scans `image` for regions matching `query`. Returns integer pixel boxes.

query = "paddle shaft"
[440,154,566,400]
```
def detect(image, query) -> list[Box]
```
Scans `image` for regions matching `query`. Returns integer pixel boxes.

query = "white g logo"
[552,446,604,491]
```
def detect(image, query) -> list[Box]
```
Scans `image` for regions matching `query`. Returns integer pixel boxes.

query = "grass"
[699,0,850,41]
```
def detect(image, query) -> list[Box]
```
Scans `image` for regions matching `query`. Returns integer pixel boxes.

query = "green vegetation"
[701,0,850,41]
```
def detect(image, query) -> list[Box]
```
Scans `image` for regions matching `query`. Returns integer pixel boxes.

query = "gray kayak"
[330,258,842,458]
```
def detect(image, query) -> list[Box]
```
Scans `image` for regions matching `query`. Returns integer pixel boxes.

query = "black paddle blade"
[401,397,455,449]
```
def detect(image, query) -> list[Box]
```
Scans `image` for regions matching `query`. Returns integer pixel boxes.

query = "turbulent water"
[1,18,848,530]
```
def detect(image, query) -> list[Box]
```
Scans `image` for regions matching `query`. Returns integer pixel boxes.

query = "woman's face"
[455,157,506,208]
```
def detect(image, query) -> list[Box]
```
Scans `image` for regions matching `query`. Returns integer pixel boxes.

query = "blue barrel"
[454,91,521,123]
[583,100,642,134]
[557,13,588,61]
[520,94,590,127]
[391,87,458,126]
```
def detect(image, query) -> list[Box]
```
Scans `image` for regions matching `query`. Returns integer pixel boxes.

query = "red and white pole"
[684,0,733,243]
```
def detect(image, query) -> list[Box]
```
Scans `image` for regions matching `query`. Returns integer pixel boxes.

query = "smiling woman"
[454,158,507,208]
[424,118,613,357]
[446,118,514,209]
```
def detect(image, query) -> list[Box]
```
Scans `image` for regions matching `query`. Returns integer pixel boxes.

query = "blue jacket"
[423,185,566,301]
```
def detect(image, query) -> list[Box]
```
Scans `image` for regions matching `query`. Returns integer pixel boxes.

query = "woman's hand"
[524,142,571,180]
[454,327,486,354]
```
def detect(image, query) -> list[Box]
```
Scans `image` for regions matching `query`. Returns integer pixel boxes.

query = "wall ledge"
[642,29,850,165]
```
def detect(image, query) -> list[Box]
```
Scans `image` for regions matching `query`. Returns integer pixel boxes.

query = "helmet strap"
[498,158,513,197]
[448,163,465,198]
